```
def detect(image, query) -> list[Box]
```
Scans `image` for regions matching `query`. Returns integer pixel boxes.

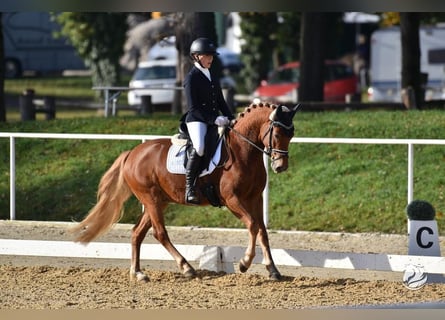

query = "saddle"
[167,114,227,207]
[176,115,224,171]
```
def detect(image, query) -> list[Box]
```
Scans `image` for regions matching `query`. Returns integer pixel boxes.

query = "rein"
[228,120,293,160]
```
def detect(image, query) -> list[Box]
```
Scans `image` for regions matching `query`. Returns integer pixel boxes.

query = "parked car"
[251,60,358,104]
[128,59,237,110]
[127,59,177,107]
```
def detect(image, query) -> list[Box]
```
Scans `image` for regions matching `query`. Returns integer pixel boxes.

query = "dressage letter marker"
[406,200,441,256]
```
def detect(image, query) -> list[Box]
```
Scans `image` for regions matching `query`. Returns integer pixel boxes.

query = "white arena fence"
[1,132,445,277]
[2,233,445,275]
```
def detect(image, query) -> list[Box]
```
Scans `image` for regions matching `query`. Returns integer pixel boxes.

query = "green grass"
[2,108,445,235]
[5,76,96,99]
[4,74,132,101]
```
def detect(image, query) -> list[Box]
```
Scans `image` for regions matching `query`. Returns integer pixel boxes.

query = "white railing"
[2,132,445,223]
[290,137,445,205]
[0,132,165,220]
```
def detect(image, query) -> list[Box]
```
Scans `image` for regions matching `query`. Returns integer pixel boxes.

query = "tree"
[120,13,176,71]
[298,12,327,102]
[238,13,279,93]
[0,12,5,122]
[53,13,128,89]
[275,12,302,64]
[400,13,422,109]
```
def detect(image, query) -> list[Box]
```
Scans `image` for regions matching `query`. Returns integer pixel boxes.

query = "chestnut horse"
[71,103,299,281]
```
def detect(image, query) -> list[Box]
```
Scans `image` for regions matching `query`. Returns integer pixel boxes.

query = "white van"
[367,26,445,102]
[127,59,177,106]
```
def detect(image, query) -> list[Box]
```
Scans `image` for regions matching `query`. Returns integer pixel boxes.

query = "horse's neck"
[234,116,267,144]
[229,118,267,163]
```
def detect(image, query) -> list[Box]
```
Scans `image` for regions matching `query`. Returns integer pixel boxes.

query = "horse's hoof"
[130,271,149,282]
[183,268,197,278]
[239,261,248,273]
[269,272,282,281]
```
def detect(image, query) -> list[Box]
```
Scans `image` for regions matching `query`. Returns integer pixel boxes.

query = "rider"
[183,37,235,204]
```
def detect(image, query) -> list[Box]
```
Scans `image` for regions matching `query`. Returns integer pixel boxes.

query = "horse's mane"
[233,102,279,125]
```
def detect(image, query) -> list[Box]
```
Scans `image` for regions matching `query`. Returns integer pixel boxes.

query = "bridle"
[228,119,294,162]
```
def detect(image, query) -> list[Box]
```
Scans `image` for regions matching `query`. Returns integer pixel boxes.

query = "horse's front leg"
[239,220,258,273]
[225,199,261,275]
[147,204,196,278]
[258,222,282,281]
[230,199,282,281]
[130,213,152,282]
[153,226,197,278]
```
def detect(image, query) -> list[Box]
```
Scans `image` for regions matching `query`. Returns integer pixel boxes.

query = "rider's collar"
[194,62,211,81]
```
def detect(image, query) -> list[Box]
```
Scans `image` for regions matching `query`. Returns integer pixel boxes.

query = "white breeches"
[186,121,207,156]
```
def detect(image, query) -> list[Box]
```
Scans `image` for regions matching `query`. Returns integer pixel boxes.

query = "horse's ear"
[269,106,280,121]
[290,104,302,118]
[270,104,300,121]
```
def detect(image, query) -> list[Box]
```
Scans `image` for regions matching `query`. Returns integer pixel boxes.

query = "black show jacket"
[184,66,234,124]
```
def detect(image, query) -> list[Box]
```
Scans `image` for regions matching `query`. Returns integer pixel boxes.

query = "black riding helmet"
[189,37,219,57]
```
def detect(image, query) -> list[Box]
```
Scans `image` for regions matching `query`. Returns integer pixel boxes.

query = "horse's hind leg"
[130,212,152,282]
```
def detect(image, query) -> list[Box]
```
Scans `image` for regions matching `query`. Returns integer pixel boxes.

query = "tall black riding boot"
[185,148,202,204]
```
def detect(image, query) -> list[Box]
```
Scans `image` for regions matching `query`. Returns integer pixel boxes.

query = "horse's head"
[263,104,299,173]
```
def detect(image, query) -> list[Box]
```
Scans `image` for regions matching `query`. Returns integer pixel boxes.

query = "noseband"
[264,120,294,161]
[229,119,294,161]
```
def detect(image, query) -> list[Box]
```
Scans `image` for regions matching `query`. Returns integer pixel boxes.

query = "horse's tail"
[70,150,132,243]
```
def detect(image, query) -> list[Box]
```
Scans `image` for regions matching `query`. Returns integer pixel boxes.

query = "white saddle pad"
[166,139,223,176]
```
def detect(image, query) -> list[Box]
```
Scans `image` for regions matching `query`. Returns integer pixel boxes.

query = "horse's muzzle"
[271,157,288,173]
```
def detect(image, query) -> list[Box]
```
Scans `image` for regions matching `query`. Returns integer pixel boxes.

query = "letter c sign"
[408,220,440,256]
[416,226,434,249]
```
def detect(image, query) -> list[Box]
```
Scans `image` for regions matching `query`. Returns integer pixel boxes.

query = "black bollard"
[43,96,56,120]
[140,95,153,115]
[19,89,36,121]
